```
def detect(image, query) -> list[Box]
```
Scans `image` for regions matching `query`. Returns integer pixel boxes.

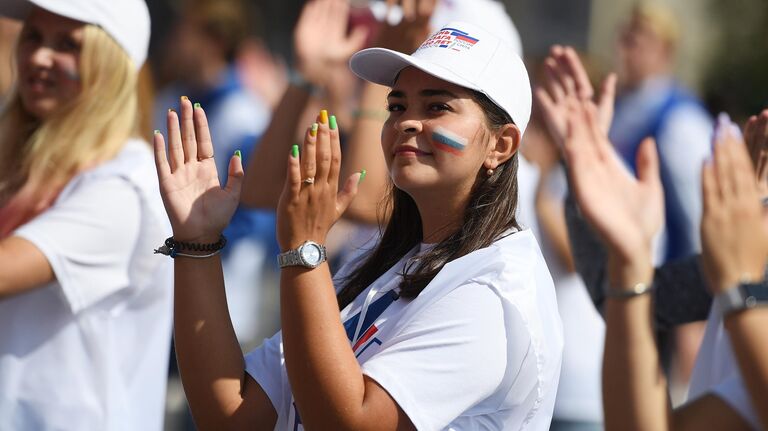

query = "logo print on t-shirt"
[290,289,400,430]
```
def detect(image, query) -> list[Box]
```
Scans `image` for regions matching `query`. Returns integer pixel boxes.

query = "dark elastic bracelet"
[288,69,323,96]
[604,282,655,300]
[154,235,227,259]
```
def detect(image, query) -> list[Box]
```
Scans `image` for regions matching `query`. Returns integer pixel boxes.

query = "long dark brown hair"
[336,90,521,309]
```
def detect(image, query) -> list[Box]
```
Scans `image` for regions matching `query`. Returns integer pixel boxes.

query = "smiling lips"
[394,146,432,157]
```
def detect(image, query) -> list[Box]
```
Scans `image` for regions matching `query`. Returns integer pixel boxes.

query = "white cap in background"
[350,21,532,134]
[0,0,150,69]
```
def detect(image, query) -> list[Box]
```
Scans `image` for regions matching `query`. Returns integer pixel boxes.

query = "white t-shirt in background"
[0,140,173,431]
[246,229,563,430]
[688,304,761,430]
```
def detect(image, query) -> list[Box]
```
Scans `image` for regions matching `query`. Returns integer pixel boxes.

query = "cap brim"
[350,47,482,95]
[0,0,33,20]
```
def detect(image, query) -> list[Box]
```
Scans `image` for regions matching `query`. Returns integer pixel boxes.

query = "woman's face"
[16,7,84,119]
[382,67,495,198]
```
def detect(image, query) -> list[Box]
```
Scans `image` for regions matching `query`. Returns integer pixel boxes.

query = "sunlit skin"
[382,67,517,242]
[16,7,84,120]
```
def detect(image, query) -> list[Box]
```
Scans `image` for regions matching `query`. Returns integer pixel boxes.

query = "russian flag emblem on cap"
[418,27,480,52]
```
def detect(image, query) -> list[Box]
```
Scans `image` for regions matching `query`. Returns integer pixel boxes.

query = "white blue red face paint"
[431,126,468,155]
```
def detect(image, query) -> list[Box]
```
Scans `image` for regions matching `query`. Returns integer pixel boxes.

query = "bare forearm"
[603,258,671,431]
[173,256,253,427]
[535,187,575,272]
[342,83,391,225]
[280,266,369,429]
[241,85,312,208]
[724,308,768,429]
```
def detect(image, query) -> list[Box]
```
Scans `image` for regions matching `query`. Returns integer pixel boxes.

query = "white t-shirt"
[0,140,173,431]
[245,229,563,430]
[688,304,761,430]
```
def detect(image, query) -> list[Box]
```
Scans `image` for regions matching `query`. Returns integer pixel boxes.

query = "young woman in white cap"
[156,21,562,430]
[0,1,172,429]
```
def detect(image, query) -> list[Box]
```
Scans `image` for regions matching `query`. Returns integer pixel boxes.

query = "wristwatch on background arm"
[715,279,768,317]
[277,240,327,269]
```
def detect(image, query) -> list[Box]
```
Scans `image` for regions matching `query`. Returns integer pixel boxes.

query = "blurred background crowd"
[0,0,766,429]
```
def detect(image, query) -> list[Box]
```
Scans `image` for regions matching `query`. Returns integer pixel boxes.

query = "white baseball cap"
[349,21,532,134]
[0,0,150,69]
[431,0,523,56]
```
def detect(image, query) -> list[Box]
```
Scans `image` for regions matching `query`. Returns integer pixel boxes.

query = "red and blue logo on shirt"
[419,27,480,52]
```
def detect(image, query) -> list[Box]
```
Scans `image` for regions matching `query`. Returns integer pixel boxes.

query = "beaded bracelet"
[604,282,655,300]
[154,235,227,259]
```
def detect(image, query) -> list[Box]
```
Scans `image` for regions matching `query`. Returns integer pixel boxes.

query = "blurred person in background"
[0,0,173,429]
[154,0,278,346]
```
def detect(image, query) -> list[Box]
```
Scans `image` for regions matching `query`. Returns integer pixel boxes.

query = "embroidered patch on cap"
[418,27,479,52]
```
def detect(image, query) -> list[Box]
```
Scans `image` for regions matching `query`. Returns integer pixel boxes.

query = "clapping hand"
[536,45,617,149]
[701,114,768,293]
[743,109,768,197]
[561,96,663,281]
[153,98,243,243]
[294,0,369,88]
[276,112,362,251]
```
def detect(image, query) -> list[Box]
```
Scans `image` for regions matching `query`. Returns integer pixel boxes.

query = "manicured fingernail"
[181,95,189,101]
[153,129,160,135]
[329,115,337,130]
[358,169,367,184]
[310,123,318,137]
[234,150,242,158]
[291,144,299,158]
[168,108,175,113]
[194,102,201,109]
[320,109,328,124]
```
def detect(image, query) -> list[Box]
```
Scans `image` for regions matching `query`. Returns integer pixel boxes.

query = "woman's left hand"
[276,112,362,251]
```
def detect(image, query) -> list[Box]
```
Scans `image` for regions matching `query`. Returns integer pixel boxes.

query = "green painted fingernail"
[194,102,201,109]
[310,122,318,137]
[291,144,299,158]
[234,150,241,158]
[358,169,367,184]
[153,129,160,135]
[329,115,337,130]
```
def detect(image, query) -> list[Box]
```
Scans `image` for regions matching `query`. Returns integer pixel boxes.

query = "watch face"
[300,243,323,266]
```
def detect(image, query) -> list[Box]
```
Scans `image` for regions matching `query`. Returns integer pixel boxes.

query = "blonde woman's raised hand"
[276,112,362,251]
[536,45,617,149]
[743,109,768,197]
[294,0,368,87]
[153,98,243,242]
[562,96,663,275]
[701,115,768,293]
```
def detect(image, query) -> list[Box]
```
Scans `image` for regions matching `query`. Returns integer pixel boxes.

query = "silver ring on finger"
[303,177,315,185]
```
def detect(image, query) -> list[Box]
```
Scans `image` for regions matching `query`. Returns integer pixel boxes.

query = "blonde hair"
[0,24,140,205]
[632,1,680,49]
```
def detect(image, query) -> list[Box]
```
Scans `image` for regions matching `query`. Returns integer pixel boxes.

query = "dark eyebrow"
[386,89,460,99]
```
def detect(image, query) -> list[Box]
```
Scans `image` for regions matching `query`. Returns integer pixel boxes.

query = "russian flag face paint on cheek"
[432,126,468,156]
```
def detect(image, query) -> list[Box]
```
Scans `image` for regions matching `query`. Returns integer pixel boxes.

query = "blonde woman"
[0,1,172,429]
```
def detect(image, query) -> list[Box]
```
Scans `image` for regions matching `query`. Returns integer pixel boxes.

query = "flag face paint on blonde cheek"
[431,126,468,155]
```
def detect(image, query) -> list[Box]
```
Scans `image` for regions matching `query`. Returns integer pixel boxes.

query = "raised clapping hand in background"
[153,98,243,243]
[743,109,768,198]
[276,112,362,251]
[293,0,368,88]
[701,114,768,293]
[536,45,617,150]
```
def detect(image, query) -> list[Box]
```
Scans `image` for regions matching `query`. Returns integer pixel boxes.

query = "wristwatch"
[715,280,768,317]
[277,240,327,269]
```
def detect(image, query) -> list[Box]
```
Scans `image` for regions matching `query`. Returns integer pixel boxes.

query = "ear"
[484,123,521,170]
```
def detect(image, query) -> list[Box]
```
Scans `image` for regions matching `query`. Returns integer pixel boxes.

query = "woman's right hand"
[153,97,243,242]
